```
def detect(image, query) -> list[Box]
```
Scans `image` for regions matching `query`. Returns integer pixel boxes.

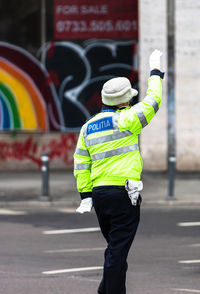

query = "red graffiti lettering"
[47,70,60,87]
[0,134,77,168]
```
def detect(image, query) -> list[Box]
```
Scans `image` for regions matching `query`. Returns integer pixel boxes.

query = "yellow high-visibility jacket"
[74,73,163,197]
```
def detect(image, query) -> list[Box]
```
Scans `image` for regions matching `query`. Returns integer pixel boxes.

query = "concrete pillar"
[176,0,200,170]
[139,0,168,170]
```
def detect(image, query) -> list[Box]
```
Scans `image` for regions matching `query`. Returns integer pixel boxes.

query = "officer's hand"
[76,198,93,214]
[149,49,163,71]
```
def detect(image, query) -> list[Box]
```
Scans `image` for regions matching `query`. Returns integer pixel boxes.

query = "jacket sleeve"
[118,72,163,134]
[73,127,93,198]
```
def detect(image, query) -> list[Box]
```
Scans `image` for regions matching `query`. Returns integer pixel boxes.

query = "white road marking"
[0,209,27,215]
[172,288,200,293]
[42,266,103,275]
[43,227,100,235]
[56,208,76,213]
[179,260,200,264]
[44,247,104,253]
[182,243,200,248]
[177,222,200,227]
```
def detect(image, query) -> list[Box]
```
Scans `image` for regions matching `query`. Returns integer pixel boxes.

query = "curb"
[1,199,200,210]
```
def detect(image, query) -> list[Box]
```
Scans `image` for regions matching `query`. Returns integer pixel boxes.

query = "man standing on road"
[74,49,164,294]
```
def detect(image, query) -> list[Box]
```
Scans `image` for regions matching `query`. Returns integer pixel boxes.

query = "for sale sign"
[54,0,138,39]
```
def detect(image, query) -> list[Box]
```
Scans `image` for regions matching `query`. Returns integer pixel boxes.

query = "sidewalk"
[0,170,200,208]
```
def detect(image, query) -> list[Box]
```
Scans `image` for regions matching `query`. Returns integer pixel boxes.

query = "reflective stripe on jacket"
[74,75,162,193]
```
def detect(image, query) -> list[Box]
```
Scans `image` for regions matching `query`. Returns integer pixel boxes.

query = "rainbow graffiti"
[0,42,64,131]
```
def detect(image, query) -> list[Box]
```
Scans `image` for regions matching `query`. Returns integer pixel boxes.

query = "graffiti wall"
[0,40,138,168]
[0,133,77,170]
[0,40,138,132]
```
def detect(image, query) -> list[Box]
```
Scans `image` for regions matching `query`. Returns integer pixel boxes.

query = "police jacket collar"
[101,104,118,113]
[101,104,129,113]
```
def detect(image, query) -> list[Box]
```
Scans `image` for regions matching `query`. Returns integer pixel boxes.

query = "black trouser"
[92,186,141,294]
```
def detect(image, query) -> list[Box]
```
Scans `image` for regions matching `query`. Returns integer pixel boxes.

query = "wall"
[0,40,138,169]
[176,0,200,170]
[139,0,168,170]
[0,133,77,170]
[1,0,199,171]
[139,0,200,171]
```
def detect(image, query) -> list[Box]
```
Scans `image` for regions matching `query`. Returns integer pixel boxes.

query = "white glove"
[76,198,93,214]
[125,180,143,206]
[149,49,163,71]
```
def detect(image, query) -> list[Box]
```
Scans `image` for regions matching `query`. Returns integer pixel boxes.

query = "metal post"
[41,152,50,199]
[41,0,46,62]
[167,0,176,199]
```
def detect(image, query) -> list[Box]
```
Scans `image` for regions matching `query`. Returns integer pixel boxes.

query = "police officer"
[74,49,164,294]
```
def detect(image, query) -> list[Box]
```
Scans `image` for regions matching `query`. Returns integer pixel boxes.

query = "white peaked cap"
[101,77,138,106]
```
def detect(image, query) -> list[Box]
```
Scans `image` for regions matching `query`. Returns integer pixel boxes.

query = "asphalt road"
[0,206,200,294]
